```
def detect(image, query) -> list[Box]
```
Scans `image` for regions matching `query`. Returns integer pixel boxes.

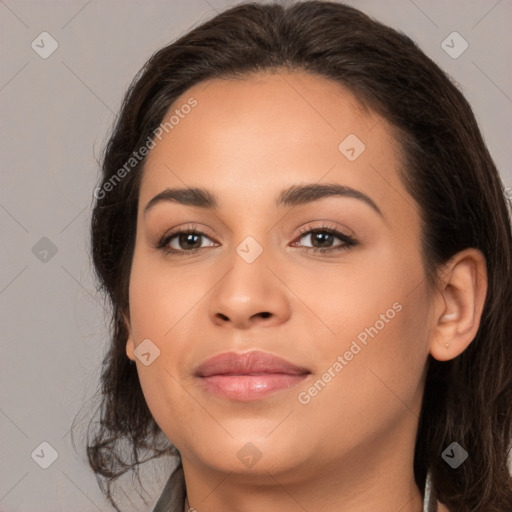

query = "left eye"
[292,228,357,252]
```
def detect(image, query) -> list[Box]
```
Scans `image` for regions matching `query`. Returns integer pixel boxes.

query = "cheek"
[128,249,203,343]
[288,246,409,344]
[127,253,202,438]
[294,244,430,407]
[290,284,430,459]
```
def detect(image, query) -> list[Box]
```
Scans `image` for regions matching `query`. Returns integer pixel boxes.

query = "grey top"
[151,464,186,512]
[150,464,438,512]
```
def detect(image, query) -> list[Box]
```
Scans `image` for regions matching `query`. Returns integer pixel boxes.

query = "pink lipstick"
[195,350,310,401]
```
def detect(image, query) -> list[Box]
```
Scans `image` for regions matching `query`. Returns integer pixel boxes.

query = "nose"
[208,247,291,330]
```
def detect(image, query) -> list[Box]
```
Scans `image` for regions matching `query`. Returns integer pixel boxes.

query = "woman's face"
[126,70,434,485]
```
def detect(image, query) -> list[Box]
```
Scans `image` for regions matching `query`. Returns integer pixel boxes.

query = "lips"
[195,350,311,401]
[195,350,310,377]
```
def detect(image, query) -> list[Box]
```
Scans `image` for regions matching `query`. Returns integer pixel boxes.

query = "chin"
[181,431,314,480]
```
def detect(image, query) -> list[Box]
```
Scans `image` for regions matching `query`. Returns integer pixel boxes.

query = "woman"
[83,1,512,511]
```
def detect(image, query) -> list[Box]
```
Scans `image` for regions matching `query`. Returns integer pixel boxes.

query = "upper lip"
[195,350,310,377]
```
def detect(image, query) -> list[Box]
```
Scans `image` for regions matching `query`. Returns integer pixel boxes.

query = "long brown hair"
[75,1,512,510]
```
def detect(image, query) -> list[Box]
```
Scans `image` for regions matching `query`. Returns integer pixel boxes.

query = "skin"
[125,69,487,512]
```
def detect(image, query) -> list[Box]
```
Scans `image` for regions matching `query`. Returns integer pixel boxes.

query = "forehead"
[138,69,412,221]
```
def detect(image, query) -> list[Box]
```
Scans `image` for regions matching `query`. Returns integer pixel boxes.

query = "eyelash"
[156,223,358,257]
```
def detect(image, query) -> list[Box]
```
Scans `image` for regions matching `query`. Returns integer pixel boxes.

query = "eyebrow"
[143,183,383,217]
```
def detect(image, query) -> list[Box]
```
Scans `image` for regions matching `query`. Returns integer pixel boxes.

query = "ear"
[123,310,136,362]
[429,248,488,361]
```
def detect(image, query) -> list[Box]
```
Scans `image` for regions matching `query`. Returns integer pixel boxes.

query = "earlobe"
[123,311,136,362]
[429,248,488,362]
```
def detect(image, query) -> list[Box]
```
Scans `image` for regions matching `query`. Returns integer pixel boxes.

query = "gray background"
[1,1,511,511]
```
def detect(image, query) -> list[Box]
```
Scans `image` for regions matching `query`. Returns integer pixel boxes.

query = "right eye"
[157,228,218,256]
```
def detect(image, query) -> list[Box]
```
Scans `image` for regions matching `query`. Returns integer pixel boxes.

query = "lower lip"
[199,373,309,401]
